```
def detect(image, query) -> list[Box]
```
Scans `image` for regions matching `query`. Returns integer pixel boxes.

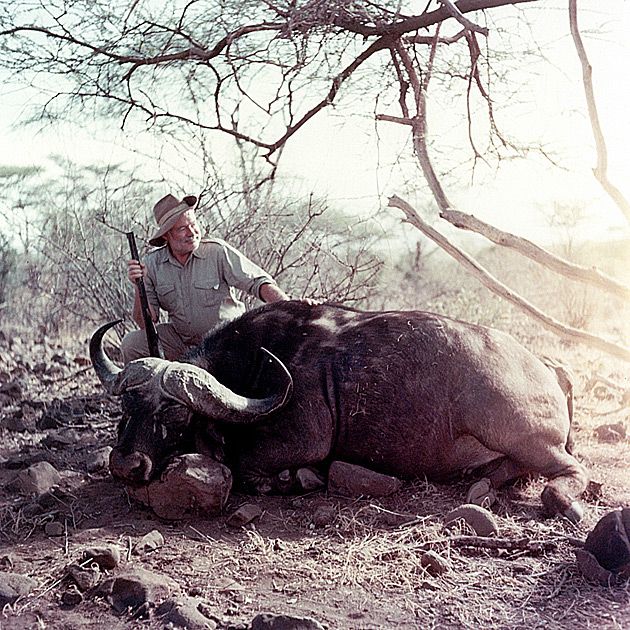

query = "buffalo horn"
[161,348,293,423]
[89,320,124,394]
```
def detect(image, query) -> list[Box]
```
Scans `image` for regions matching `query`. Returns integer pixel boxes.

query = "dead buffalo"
[90,301,587,522]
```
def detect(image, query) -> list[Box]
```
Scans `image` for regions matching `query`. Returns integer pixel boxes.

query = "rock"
[127,454,232,520]
[0,573,38,607]
[133,529,165,556]
[61,588,83,607]
[44,522,64,537]
[443,504,499,537]
[2,406,34,432]
[594,422,627,443]
[13,461,61,495]
[67,564,100,591]
[86,447,112,473]
[157,596,217,629]
[0,380,23,399]
[33,361,47,375]
[0,554,15,570]
[82,545,121,570]
[312,505,336,528]
[420,551,450,576]
[576,549,615,586]
[251,613,326,630]
[106,568,178,614]
[296,467,325,492]
[327,461,402,498]
[41,429,82,449]
[38,487,75,509]
[583,508,630,576]
[227,503,263,528]
[51,352,72,366]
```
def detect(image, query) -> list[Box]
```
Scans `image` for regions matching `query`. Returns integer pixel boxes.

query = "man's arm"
[259,282,290,303]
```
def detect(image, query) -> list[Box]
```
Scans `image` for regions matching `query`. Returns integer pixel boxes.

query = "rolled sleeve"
[218,241,276,299]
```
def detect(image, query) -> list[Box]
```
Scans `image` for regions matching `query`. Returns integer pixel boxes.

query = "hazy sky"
[2,1,628,246]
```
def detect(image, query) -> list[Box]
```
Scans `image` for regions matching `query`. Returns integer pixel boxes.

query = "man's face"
[165,210,201,257]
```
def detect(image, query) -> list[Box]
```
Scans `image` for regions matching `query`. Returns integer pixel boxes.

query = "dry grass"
[0,293,628,629]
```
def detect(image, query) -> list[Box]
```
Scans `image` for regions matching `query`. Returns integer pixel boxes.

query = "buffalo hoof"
[541,486,583,523]
[563,501,584,524]
[465,478,497,508]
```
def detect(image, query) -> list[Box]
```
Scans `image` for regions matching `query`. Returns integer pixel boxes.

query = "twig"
[438,0,489,36]
[446,535,557,553]
[188,525,217,545]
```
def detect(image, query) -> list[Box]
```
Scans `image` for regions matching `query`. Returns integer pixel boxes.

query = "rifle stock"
[126,232,163,359]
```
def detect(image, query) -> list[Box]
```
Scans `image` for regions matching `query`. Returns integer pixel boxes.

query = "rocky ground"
[0,325,629,629]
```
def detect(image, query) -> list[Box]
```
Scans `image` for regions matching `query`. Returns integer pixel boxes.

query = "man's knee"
[121,330,148,364]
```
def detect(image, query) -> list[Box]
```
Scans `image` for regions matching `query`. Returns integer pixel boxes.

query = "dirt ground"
[0,325,628,630]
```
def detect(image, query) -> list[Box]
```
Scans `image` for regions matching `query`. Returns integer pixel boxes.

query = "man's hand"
[260,283,289,303]
[127,259,147,284]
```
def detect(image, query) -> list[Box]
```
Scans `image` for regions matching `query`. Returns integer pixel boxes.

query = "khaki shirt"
[143,239,275,345]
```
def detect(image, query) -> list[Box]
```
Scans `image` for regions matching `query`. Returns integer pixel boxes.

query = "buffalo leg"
[486,442,587,522]
[512,448,587,522]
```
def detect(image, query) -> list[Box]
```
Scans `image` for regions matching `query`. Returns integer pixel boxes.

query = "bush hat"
[149,194,198,246]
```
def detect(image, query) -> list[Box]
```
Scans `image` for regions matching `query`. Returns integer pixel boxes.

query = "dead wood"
[569,0,630,223]
[388,195,630,363]
[439,208,630,301]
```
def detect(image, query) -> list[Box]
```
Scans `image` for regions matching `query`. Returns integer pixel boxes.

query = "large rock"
[327,461,402,498]
[582,508,630,579]
[227,504,263,528]
[101,568,178,614]
[133,530,165,555]
[82,545,121,570]
[443,504,499,537]
[0,573,38,606]
[128,454,232,519]
[157,596,217,629]
[594,422,626,444]
[86,447,113,473]
[12,461,61,495]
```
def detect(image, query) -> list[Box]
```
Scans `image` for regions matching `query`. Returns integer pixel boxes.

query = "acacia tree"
[1,0,627,357]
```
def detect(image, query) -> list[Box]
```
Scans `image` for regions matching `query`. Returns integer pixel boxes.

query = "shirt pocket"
[157,283,178,312]
[194,276,222,306]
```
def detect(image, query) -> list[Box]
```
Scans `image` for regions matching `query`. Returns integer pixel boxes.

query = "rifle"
[126,232,163,358]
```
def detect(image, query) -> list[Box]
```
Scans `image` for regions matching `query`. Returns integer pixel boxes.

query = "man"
[121,193,292,363]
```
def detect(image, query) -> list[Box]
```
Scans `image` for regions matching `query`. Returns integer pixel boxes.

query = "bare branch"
[375,114,413,125]
[388,195,630,362]
[568,0,630,223]
[438,0,489,36]
[404,29,467,45]
[439,208,630,300]
[264,35,393,156]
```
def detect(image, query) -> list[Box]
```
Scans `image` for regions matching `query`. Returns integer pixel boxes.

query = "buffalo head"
[90,321,293,485]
